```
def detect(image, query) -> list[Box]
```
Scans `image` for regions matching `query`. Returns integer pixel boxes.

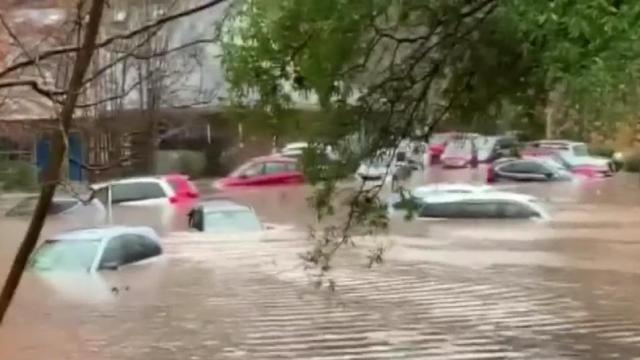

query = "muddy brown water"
[2,168,640,359]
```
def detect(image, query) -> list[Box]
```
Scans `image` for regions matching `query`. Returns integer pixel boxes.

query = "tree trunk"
[0,0,106,324]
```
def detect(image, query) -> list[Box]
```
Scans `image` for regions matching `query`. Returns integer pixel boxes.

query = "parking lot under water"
[3,167,640,359]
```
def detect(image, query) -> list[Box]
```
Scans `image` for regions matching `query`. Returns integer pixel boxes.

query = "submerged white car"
[183,199,298,241]
[29,226,163,273]
[390,188,549,220]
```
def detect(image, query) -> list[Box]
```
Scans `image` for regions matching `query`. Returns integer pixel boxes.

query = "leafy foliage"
[221,0,640,273]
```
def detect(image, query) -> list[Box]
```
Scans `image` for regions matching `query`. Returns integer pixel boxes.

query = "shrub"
[589,145,614,158]
[177,151,206,178]
[155,150,206,177]
[623,151,640,173]
[0,161,38,192]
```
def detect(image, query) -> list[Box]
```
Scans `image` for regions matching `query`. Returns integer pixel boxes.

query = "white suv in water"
[524,140,614,175]
[390,188,550,220]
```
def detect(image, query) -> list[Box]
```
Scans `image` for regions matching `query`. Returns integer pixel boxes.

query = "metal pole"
[106,184,113,225]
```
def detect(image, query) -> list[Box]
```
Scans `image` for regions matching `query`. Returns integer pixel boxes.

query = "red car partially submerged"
[440,137,479,169]
[428,132,479,165]
[213,155,304,190]
[164,174,199,202]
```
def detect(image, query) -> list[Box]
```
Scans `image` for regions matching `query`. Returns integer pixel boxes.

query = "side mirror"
[544,172,554,179]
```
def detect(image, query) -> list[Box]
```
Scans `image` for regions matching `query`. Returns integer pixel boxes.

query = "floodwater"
[2,167,640,359]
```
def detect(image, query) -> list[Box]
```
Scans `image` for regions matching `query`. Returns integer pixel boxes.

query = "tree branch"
[0,0,229,79]
[0,79,65,98]
[0,0,107,325]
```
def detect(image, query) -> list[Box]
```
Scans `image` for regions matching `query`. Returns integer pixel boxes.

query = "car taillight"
[187,191,199,198]
[487,166,495,183]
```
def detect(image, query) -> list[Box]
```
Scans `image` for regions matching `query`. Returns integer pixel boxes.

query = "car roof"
[500,156,561,165]
[282,142,308,149]
[198,199,253,213]
[162,173,190,180]
[92,176,167,188]
[423,191,539,204]
[412,183,491,196]
[50,226,156,241]
[528,140,583,147]
[250,155,297,163]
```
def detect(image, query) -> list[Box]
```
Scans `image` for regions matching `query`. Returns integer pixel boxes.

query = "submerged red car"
[428,132,480,165]
[164,174,199,202]
[213,155,304,190]
[440,138,478,169]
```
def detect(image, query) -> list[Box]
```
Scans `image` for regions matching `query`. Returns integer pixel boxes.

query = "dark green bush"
[589,146,615,158]
[623,152,640,173]
[0,161,38,192]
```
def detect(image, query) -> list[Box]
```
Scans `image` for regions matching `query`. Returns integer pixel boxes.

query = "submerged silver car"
[29,226,163,273]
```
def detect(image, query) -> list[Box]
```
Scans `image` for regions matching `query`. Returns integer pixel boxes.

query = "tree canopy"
[220,0,640,269]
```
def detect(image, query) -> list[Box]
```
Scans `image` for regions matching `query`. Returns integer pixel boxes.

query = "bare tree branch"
[0,78,65,97]
[0,0,229,79]
[0,0,107,324]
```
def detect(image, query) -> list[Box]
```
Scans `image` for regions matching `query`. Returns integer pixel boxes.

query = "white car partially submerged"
[390,187,549,220]
[410,183,492,198]
[182,199,298,241]
[29,226,163,273]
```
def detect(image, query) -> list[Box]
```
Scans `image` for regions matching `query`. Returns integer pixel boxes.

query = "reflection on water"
[2,169,640,358]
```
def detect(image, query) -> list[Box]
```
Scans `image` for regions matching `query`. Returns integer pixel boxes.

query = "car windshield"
[476,137,497,161]
[442,139,473,157]
[230,161,260,177]
[203,210,263,233]
[572,144,589,156]
[30,239,101,272]
[429,134,450,145]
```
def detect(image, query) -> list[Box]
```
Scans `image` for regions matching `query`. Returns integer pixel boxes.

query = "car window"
[285,162,299,172]
[264,162,289,174]
[458,201,500,218]
[420,202,461,218]
[167,178,183,194]
[30,239,101,272]
[111,182,167,203]
[203,209,263,233]
[572,144,589,156]
[92,186,109,205]
[500,161,547,174]
[232,162,265,177]
[100,233,161,269]
[442,139,473,157]
[499,201,539,219]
